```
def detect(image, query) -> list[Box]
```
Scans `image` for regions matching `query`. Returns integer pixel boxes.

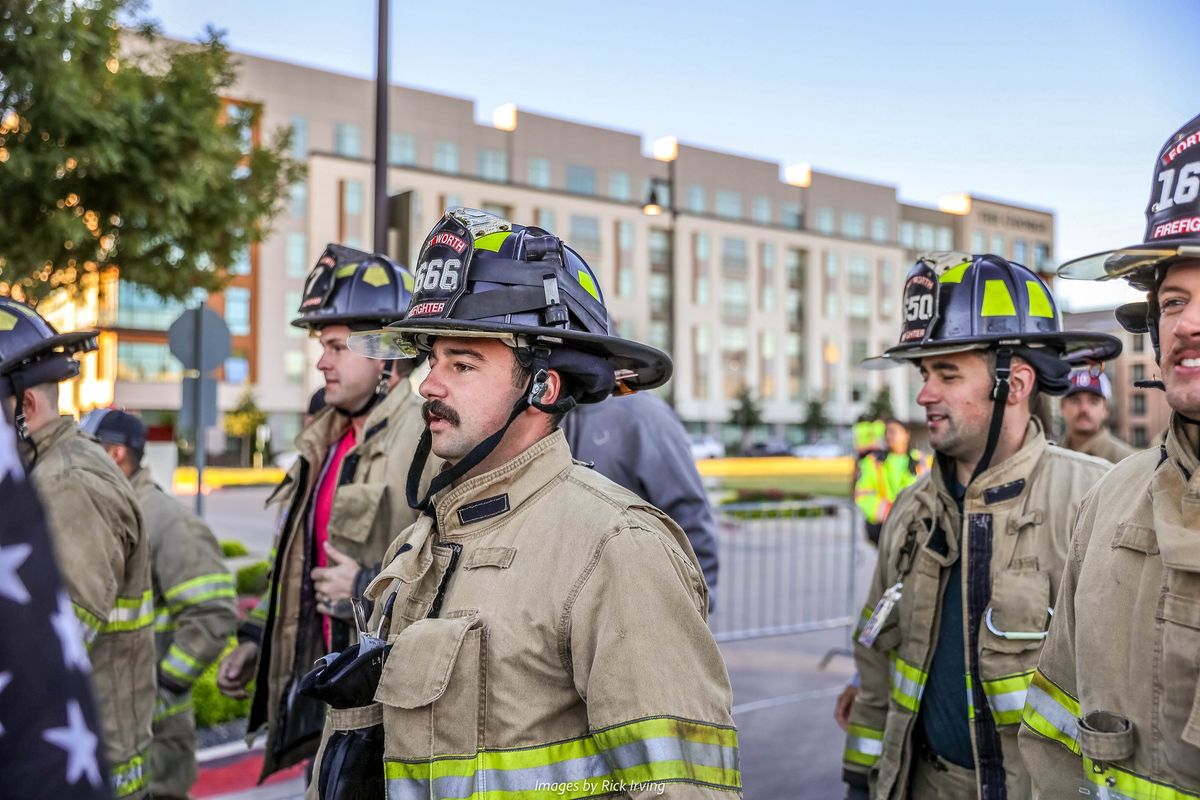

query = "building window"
[971,231,987,252]
[721,326,748,401]
[688,185,706,213]
[1132,393,1147,416]
[824,250,838,280]
[1034,244,1051,270]
[476,149,509,182]
[344,234,363,249]
[759,330,776,398]
[649,273,672,318]
[843,212,866,239]
[388,133,417,166]
[787,248,806,289]
[1132,334,1146,353]
[116,342,182,383]
[759,242,775,312]
[334,123,362,157]
[289,115,308,159]
[648,321,670,353]
[649,228,672,271]
[287,233,308,278]
[787,335,803,400]
[751,196,772,224]
[482,201,513,220]
[715,191,743,220]
[692,234,709,306]
[721,238,748,274]
[990,234,1006,257]
[439,194,462,213]
[569,215,601,258]
[935,226,954,251]
[228,246,251,276]
[433,140,459,174]
[608,171,631,201]
[224,356,249,386]
[566,164,596,195]
[848,255,870,289]
[692,326,710,401]
[290,181,307,218]
[782,202,802,229]
[825,293,838,318]
[1132,364,1146,382]
[534,208,556,233]
[115,281,199,330]
[871,216,889,242]
[1013,239,1028,265]
[850,340,869,365]
[286,291,304,337]
[342,180,363,215]
[848,295,870,318]
[722,279,748,321]
[1131,426,1149,447]
[225,102,255,154]
[224,287,251,336]
[899,221,915,248]
[695,231,711,262]
[815,208,835,234]
[284,350,306,386]
[916,224,935,251]
[527,157,552,188]
[616,221,634,297]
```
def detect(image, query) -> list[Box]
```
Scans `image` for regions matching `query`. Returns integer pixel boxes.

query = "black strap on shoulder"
[971,347,1013,485]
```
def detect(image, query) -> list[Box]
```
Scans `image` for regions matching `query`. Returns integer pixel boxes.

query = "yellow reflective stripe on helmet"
[103,590,155,633]
[1020,669,1081,755]
[1083,758,1200,799]
[939,261,972,284]
[0,309,17,331]
[889,655,927,712]
[164,573,236,612]
[74,603,104,647]
[843,723,884,768]
[1026,280,1055,318]
[474,231,511,252]
[383,716,740,799]
[982,669,1034,726]
[335,264,357,278]
[577,270,600,301]
[981,279,1017,317]
[362,265,391,286]
[111,754,147,798]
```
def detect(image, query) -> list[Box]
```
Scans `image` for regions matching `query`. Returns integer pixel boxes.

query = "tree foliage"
[801,398,832,435]
[223,388,266,440]
[728,385,763,431]
[866,385,895,420]
[0,0,303,302]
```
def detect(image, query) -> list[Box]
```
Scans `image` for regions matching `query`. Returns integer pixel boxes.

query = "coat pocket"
[329,483,390,548]
[978,571,1050,727]
[1157,591,1200,771]
[375,612,484,759]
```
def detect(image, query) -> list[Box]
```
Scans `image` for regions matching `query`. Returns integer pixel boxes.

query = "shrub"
[220,540,249,558]
[193,640,252,729]
[236,561,271,597]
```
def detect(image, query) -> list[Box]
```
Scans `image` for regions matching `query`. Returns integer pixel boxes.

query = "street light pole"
[372,0,390,254]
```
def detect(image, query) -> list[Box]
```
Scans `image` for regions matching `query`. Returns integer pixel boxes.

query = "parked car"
[743,439,793,457]
[688,433,726,460]
[790,441,852,458]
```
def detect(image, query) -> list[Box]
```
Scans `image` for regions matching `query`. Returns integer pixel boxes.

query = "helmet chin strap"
[970,346,1013,485]
[5,373,38,467]
[405,345,576,517]
[335,361,394,419]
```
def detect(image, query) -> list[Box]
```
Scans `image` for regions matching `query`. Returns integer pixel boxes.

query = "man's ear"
[527,368,563,407]
[21,387,41,419]
[1006,360,1036,407]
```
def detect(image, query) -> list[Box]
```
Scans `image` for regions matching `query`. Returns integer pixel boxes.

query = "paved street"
[197,487,876,799]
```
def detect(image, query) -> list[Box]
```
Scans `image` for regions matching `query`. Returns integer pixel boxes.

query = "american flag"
[0,419,111,798]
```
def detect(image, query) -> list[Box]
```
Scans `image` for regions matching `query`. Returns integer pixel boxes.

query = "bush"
[236,561,271,596]
[220,540,249,558]
[193,640,252,729]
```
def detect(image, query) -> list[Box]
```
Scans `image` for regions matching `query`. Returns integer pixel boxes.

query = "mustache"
[422,399,460,427]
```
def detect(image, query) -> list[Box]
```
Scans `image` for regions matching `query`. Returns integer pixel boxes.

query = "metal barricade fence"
[709,499,860,646]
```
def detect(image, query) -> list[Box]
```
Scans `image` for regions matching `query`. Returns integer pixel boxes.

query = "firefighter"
[308,208,739,799]
[0,298,154,799]
[82,408,239,800]
[1057,368,1137,463]
[855,419,930,546]
[1019,112,1200,798]
[842,253,1121,799]
[215,245,438,781]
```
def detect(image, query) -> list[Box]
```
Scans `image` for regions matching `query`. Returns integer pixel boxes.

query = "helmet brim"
[0,330,98,375]
[349,318,672,392]
[868,331,1122,366]
[1057,242,1200,288]
[290,312,402,330]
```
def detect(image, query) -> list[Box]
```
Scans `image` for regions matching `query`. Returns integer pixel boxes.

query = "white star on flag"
[0,672,10,735]
[51,592,91,673]
[42,699,102,788]
[0,542,31,604]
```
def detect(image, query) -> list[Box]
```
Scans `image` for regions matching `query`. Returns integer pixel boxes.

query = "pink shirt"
[313,427,356,647]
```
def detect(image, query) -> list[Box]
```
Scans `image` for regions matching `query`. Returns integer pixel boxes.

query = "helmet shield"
[1060,113,1200,286]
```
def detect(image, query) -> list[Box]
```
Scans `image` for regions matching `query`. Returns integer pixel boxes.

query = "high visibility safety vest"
[854,449,930,525]
[1019,413,1200,798]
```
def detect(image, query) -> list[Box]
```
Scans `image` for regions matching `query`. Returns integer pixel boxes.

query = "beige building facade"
[50,48,1064,449]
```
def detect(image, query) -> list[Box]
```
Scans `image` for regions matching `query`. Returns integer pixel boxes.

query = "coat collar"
[31,414,77,455]
[1154,413,1200,572]
[295,379,414,467]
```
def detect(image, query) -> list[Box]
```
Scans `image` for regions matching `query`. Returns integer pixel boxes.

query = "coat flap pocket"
[1112,523,1159,556]
[1160,592,1200,630]
[982,570,1051,654]
[375,613,478,709]
[1078,711,1135,762]
[463,547,516,570]
[329,483,389,544]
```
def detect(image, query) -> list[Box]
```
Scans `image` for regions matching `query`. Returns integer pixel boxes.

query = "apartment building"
[47,47,1062,448]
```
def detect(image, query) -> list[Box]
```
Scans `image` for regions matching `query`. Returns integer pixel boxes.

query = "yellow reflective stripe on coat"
[843,723,884,768]
[1084,758,1200,799]
[163,572,236,612]
[74,603,104,647]
[154,606,176,634]
[889,655,927,712]
[111,754,147,798]
[1020,669,1081,755]
[103,590,154,633]
[982,669,1034,726]
[383,716,740,799]
[160,643,205,685]
[154,690,193,723]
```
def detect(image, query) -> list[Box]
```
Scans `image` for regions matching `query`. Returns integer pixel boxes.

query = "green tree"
[867,385,895,420]
[729,385,763,454]
[802,398,832,438]
[0,1,303,302]
[224,389,267,467]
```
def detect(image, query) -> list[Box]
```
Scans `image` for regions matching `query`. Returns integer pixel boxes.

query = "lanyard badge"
[857,581,903,648]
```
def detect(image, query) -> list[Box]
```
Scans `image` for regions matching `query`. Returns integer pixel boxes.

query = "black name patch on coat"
[457,494,510,525]
[983,479,1025,505]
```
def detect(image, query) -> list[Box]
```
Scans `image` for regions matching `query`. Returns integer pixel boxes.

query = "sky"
[146,0,1199,311]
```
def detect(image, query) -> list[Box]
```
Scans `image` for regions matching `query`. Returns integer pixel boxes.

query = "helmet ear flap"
[1115,301,1151,334]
